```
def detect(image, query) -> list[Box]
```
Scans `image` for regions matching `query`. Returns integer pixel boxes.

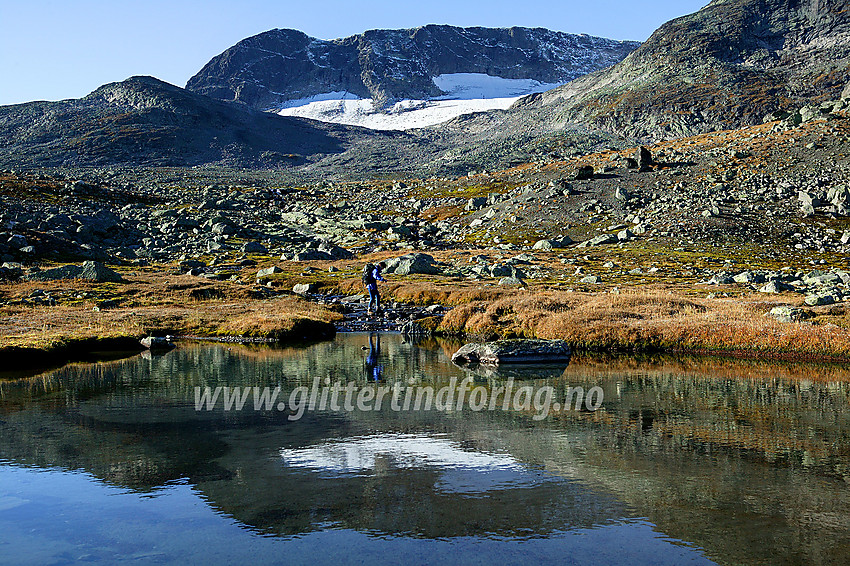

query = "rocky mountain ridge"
[3,2,849,174]
[501,0,850,140]
[0,74,621,175]
[0,76,402,168]
[186,25,640,110]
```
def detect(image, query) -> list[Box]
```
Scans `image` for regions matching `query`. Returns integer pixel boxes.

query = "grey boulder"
[767,305,806,323]
[24,261,123,283]
[140,336,175,350]
[498,276,525,286]
[384,253,441,275]
[452,339,572,366]
[79,261,124,283]
[292,283,316,295]
[242,242,268,254]
[257,266,283,278]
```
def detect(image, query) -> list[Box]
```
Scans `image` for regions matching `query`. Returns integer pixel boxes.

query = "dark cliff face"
[0,76,382,168]
[530,0,850,139]
[185,25,641,110]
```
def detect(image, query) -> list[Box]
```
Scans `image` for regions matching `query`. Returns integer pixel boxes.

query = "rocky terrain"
[186,25,639,110]
[5,92,850,360]
[0,74,621,176]
[5,2,850,360]
[4,92,850,316]
[454,0,850,141]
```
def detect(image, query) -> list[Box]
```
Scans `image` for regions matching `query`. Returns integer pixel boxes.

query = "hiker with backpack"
[362,261,387,315]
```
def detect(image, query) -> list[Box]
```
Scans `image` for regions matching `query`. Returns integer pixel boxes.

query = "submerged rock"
[452,339,571,366]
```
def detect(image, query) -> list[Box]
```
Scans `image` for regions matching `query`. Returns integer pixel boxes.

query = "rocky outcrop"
[24,261,123,283]
[383,253,441,275]
[186,25,640,110]
[452,339,572,366]
[493,0,850,140]
[79,260,124,283]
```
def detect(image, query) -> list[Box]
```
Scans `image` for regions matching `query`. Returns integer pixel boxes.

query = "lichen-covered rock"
[498,276,525,286]
[452,339,571,366]
[24,261,122,283]
[25,265,84,281]
[804,291,840,306]
[292,283,316,295]
[767,305,807,323]
[383,253,441,275]
[257,266,283,278]
[242,241,268,254]
[79,261,123,283]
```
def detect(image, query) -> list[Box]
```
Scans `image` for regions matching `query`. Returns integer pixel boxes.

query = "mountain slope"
[481,0,850,140]
[0,76,393,167]
[186,25,640,111]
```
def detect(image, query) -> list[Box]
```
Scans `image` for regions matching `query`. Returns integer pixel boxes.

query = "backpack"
[362,263,376,285]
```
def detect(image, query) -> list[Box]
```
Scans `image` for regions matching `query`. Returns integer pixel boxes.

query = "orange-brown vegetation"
[438,288,850,359]
[0,271,341,354]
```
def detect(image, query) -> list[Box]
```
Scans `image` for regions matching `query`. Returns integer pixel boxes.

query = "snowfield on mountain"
[274,73,564,130]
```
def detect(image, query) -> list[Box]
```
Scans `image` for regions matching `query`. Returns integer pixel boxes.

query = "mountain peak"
[186,24,640,111]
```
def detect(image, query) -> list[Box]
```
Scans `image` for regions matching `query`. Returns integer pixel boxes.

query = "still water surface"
[2,333,850,565]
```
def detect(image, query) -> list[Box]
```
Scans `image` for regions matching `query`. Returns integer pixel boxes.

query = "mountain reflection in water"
[1,333,850,565]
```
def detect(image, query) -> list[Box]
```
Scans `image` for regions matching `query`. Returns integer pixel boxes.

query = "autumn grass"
[5,257,850,364]
[325,271,850,359]
[212,300,340,340]
[0,271,342,366]
[436,287,850,359]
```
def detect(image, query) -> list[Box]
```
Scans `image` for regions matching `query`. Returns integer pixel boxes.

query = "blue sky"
[0,0,707,106]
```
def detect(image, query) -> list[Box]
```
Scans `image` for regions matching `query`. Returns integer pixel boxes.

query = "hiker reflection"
[364,332,383,381]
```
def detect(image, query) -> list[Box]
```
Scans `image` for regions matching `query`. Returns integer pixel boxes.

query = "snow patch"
[276,96,522,130]
[433,73,563,99]
[274,91,360,109]
[271,72,563,131]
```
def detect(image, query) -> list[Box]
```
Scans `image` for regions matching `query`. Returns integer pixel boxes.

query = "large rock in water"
[383,253,441,275]
[452,339,572,366]
[140,336,175,350]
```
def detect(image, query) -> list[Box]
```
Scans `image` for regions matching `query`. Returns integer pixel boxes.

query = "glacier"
[273,73,564,131]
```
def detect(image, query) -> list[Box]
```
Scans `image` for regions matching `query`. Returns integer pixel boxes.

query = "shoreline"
[5,262,850,373]
[0,336,145,374]
[5,316,850,377]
